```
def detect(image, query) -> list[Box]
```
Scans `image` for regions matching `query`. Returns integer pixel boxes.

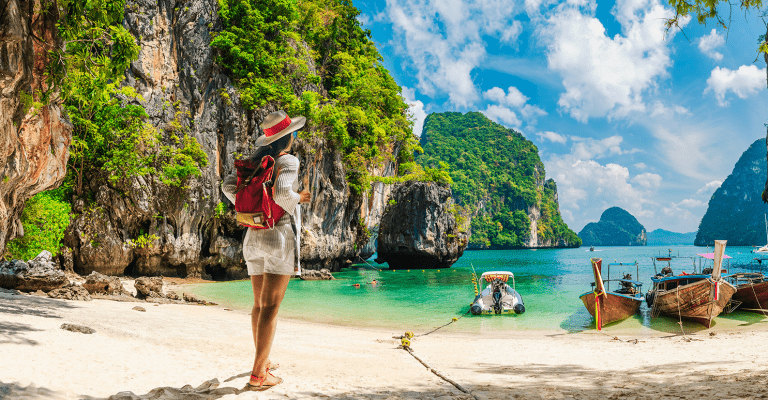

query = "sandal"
[246,369,283,391]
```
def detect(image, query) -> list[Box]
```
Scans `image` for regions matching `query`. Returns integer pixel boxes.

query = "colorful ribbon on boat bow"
[593,291,604,330]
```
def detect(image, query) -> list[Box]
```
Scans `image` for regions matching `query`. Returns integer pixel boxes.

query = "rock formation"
[57,0,395,277]
[83,272,130,296]
[0,0,72,252]
[578,207,647,246]
[48,283,92,301]
[698,138,768,246]
[0,250,67,291]
[377,181,468,269]
[418,112,580,249]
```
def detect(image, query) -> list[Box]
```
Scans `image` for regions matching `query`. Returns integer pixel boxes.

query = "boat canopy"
[697,253,733,260]
[481,271,514,282]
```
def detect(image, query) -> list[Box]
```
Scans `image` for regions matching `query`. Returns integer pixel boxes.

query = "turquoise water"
[184,246,768,334]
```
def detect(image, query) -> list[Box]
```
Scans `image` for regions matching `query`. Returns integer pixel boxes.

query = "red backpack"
[234,155,286,229]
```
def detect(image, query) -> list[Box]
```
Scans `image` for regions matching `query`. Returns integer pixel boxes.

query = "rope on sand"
[400,345,480,400]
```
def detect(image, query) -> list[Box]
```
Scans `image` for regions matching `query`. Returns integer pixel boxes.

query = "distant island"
[417,112,581,249]
[695,138,768,246]
[578,207,647,246]
[646,229,696,246]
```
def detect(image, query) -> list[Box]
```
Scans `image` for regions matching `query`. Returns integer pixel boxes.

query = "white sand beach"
[3,286,768,400]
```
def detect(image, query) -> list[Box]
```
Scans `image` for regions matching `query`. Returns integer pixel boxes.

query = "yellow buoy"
[452,317,458,322]
[401,338,411,347]
[405,331,414,338]
[437,270,440,272]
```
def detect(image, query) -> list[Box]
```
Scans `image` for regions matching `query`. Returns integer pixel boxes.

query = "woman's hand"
[299,190,311,203]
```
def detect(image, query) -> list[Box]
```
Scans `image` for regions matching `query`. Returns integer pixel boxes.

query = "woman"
[221,110,310,390]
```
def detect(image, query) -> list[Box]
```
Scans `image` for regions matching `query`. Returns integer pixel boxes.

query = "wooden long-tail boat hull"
[651,278,736,328]
[580,291,642,328]
[732,281,768,311]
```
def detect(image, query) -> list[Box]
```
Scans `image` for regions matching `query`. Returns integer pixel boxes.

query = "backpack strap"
[235,156,273,194]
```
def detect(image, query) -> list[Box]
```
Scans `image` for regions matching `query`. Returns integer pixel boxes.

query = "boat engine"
[514,303,525,314]
[491,280,504,314]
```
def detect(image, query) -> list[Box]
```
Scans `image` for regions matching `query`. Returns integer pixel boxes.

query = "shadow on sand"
[0,292,77,346]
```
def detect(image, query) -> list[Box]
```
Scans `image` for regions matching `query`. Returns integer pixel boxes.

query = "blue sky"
[355,0,768,234]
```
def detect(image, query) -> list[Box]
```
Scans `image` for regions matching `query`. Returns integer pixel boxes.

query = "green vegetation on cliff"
[578,207,647,246]
[416,112,580,248]
[5,187,71,260]
[695,139,768,246]
[211,0,421,193]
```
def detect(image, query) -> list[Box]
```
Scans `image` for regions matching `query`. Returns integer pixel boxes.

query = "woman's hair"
[247,133,293,165]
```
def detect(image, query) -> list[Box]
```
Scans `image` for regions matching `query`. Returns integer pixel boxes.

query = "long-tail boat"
[727,272,768,314]
[646,240,736,328]
[579,258,643,330]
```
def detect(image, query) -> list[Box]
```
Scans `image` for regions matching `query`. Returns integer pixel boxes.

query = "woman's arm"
[273,156,301,212]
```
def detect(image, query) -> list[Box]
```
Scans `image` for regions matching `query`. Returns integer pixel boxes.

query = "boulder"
[134,277,164,299]
[300,269,335,281]
[57,247,75,273]
[377,182,468,270]
[0,251,68,292]
[60,323,95,334]
[83,272,129,296]
[48,284,92,301]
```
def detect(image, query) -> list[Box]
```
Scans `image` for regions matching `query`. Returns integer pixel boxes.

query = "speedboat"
[471,271,525,315]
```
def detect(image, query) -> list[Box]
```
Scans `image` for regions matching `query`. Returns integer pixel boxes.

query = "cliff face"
[578,207,647,246]
[417,112,580,249]
[698,138,768,246]
[60,0,393,277]
[377,181,468,269]
[0,0,71,252]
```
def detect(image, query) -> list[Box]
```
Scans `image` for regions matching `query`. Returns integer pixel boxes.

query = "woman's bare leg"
[250,275,264,348]
[250,273,290,385]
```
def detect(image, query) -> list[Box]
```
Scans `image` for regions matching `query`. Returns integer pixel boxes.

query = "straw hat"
[255,110,306,147]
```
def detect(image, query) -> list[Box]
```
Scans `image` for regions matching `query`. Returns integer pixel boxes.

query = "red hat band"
[263,115,292,137]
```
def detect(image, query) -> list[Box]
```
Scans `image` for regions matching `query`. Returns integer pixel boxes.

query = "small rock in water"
[183,292,200,303]
[709,332,716,336]
[61,323,95,334]
[132,306,146,312]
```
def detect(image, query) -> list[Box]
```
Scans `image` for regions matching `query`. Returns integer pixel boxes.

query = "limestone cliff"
[0,0,71,252]
[417,112,580,249]
[698,138,768,246]
[578,207,647,246]
[59,0,395,277]
[377,181,468,269]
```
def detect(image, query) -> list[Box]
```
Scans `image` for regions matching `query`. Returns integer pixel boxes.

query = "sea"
[182,245,768,335]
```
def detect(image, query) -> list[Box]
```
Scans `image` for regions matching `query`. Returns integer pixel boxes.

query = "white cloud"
[676,199,705,208]
[402,87,428,136]
[483,86,528,107]
[649,101,691,117]
[539,0,684,122]
[698,29,725,61]
[632,172,662,189]
[482,86,548,126]
[547,156,657,225]
[634,162,647,169]
[482,105,522,128]
[705,65,766,106]
[569,135,640,159]
[386,0,522,107]
[696,180,722,195]
[536,131,568,144]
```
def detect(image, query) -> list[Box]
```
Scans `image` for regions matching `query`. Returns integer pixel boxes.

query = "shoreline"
[4,289,768,399]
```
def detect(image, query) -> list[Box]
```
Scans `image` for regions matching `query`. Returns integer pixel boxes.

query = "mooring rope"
[400,344,480,400]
